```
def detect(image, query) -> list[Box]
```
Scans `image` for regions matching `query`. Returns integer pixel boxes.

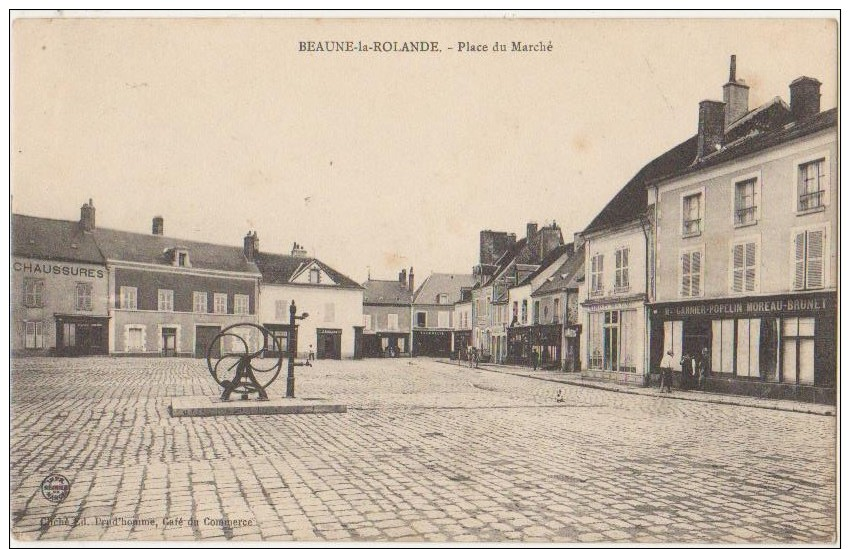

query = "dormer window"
[437,293,449,305]
[309,267,321,284]
[170,247,190,268]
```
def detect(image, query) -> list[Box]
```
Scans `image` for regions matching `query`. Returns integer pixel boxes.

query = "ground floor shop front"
[412,328,452,358]
[649,291,836,404]
[506,324,563,369]
[582,296,648,385]
[362,331,410,358]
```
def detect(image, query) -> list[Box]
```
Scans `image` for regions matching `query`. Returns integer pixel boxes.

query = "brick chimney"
[723,55,749,127]
[526,222,538,242]
[291,242,308,257]
[399,268,407,289]
[539,222,563,258]
[790,76,822,121]
[408,267,414,292]
[152,216,164,235]
[243,231,258,262]
[697,100,726,159]
[80,199,95,232]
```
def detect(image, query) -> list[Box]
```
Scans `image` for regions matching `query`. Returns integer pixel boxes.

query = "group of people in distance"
[659,346,711,393]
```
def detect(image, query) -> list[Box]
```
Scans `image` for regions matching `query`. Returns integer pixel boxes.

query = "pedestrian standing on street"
[698,346,711,390]
[659,350,674,393]
[679,352,693,390]
[532,349,540,371]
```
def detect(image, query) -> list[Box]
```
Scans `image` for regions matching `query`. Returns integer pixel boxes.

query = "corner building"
[11,209,110,356]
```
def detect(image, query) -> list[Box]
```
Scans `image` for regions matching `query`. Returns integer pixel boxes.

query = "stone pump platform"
[169,396,347,418]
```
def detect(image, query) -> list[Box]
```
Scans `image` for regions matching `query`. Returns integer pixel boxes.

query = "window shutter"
[806,229,825,289]
[793,231,806,290]
[732,244,744,292]
[681,253,691,297]
[691,251,702,296]
[745,242,757,292]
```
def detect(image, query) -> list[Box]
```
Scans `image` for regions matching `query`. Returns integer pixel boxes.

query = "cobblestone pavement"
[11,357,836,543]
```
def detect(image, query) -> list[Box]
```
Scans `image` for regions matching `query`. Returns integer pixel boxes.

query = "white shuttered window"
[731,241,758,293]
[681,250,702,297]
[792,228,826,290]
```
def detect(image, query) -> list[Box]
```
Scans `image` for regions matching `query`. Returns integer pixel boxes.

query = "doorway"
[195,325,221,358]
[161,328,177,357]
[683,318,712,358]
[317,329,342,359]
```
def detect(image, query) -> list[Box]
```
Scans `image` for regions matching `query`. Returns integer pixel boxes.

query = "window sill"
[733,220,758,229]
[682,231,702,239]
[613,286,631,294]
[796,206,826,216]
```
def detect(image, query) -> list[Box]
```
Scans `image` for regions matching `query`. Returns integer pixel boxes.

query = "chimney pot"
[408,267,414,292]
[526,222,538,242]
[400,268,407,288]
[152,216,164,235]
[723,55,750,127]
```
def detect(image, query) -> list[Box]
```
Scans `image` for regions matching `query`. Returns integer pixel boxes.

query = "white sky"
[11,17,837,283]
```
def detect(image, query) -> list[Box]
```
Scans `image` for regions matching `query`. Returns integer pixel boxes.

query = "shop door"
[195,326,221,358]
[683,319,712,358]
[317,330,341,359]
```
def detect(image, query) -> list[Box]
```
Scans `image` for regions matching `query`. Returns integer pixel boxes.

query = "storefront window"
[735,318,761,378]
[588,312,603,369]
[782,317,815,385]
[710,319,735,374]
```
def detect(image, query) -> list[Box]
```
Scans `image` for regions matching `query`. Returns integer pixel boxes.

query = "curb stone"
[434,359,835,417]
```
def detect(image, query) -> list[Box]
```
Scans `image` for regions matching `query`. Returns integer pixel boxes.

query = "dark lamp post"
[286,300,309,398]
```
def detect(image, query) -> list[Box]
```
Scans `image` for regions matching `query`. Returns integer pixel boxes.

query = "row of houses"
[12,209,365,359]
[464,57,836,403]
[11,205,476,361]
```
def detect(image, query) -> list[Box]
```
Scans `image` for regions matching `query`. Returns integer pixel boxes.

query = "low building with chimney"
[647,57,837,403]
[361,268,414,357]
[254,238,364,360]
[411,272,476,358]
[94,214,261,357]
[11,202,110,356]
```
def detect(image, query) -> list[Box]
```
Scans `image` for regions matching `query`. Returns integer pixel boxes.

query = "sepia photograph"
[8,11,839,544]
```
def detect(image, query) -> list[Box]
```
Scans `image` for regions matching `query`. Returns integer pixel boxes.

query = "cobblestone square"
[11,357,836,543]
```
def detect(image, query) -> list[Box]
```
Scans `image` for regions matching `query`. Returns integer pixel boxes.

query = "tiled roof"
[12,214,105,265]
[584,135,699,235]
[514,244,572,287]
[362,279,413,305]
[93,227,261,275]
[532,243,586,296]
[650,108,837,185]
[254,252,362,289]
[412,273,477,305]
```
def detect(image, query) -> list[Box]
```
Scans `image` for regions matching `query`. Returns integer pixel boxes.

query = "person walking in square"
[659,350,674,393]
